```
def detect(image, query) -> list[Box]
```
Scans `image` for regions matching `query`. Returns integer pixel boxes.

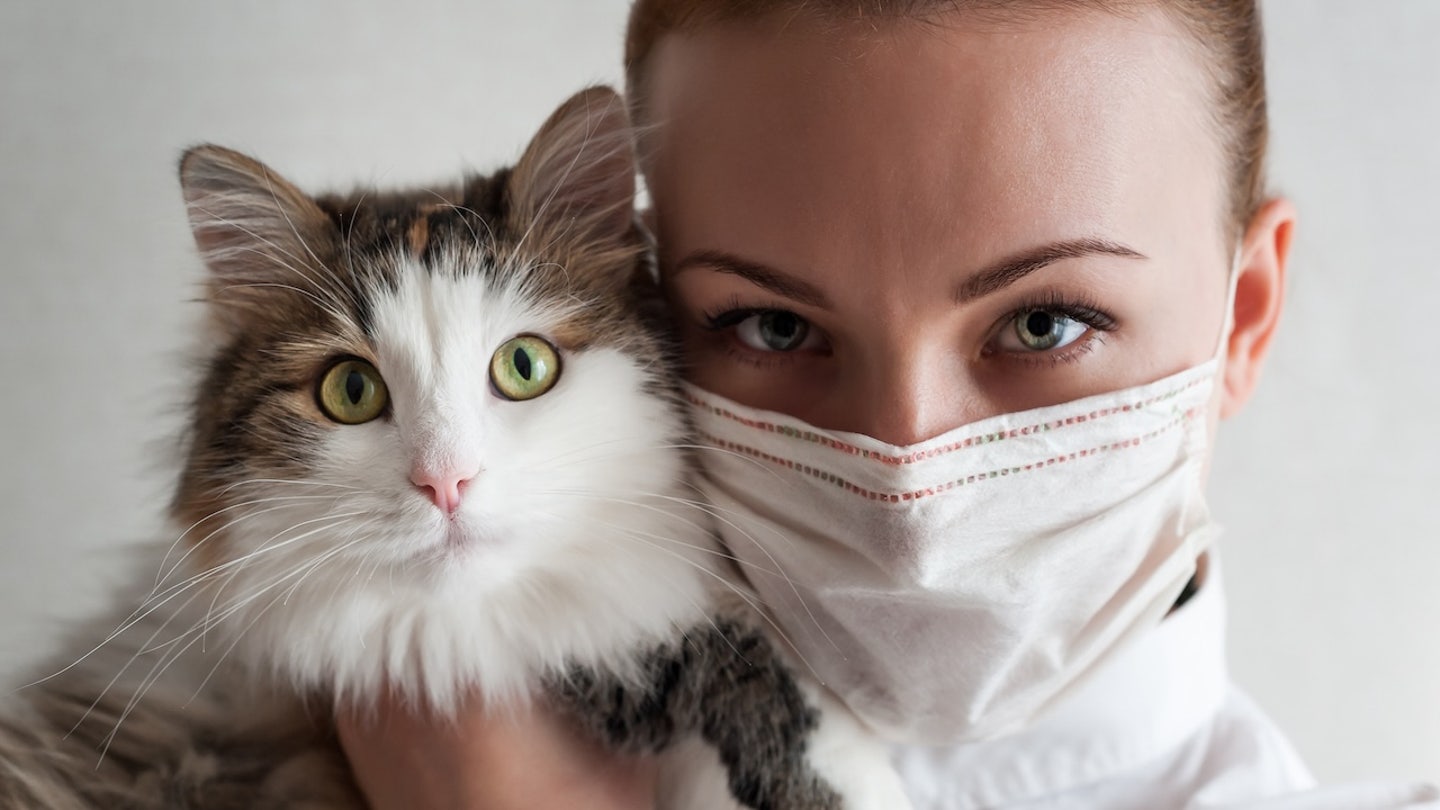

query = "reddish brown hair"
[624,0,1268,240]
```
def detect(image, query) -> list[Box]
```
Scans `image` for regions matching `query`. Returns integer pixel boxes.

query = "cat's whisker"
[277,530,371,607]
[532,487,771,572]
[635,487,785,529]
[153,495,347,593]
[131,514,359,660]
[668,475,846,660]
[520,437,647,468]
[152,504,266,595]
[66,576,211,702]
[522,437,784,488]
[631,485,849,662]
[572,506,775,577]
[125,518,364,737]
[32,533,276,692]
[272,518,380,602]
[662,442,789,482]
[536,485,794,580]
[100,546,342,764]
[503,428,717,472]
[542,527,745,668]
[184,533,373,709]
[552,492,834,673]
[322,523,387,618]
[148,507,366,617]
[197,512,370,640]
[61,573,224,752]
[94,640,191,764]
[525,481,831,656]
[579,517,827,685]
[219,478,362,493]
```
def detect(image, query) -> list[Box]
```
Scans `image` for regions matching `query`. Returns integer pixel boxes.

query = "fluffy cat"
[0,86,908,810]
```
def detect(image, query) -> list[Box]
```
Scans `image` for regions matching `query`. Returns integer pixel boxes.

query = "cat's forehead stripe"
[322,178,508,277]
[406,215,431,259]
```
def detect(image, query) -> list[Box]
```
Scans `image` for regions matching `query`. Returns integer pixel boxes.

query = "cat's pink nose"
[411,467,475,516]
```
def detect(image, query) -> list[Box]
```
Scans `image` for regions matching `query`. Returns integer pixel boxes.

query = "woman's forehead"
[644,6,1227,269]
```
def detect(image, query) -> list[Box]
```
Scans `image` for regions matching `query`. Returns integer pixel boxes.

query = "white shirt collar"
[893,560,1229,808]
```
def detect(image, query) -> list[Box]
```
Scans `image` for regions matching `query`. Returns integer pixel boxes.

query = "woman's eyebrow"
[955,238,1147,303]
[672,250,832,309]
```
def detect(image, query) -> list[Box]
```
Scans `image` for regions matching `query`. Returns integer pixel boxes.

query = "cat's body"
[0,87,908,810]
[0,579,363,809]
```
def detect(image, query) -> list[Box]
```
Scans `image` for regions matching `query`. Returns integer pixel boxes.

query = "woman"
[340,1,1436,807]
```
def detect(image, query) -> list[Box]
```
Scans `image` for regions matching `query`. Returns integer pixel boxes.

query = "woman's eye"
[998,309,1089,353]
[734,311,818,352]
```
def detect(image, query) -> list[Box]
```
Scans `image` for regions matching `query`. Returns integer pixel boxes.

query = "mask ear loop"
[1178,245,1246,481]
[1210,244,1244,363]
[1171,244,1246,592]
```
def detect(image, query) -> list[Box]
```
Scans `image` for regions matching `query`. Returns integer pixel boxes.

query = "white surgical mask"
[685,262,1238,744]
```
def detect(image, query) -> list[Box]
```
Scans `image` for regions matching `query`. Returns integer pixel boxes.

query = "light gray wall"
[0,0,1435,785]
[1214,1,1440,784]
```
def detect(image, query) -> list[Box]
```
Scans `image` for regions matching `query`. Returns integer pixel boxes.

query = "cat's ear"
[507,86,638,259]
[178,145,338,329]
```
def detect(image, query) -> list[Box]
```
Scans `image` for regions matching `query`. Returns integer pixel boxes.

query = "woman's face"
[645,7,1243,446]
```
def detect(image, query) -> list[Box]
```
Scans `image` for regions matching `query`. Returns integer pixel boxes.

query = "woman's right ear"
[1220,196,1297,419]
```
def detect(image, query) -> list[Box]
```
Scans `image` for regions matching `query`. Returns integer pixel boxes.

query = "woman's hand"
[336,691,658,810]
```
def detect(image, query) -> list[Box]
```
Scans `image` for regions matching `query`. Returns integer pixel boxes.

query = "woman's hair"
[624,0,1268,241]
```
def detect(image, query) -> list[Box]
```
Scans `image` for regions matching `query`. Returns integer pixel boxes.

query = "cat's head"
[165,87,710,708]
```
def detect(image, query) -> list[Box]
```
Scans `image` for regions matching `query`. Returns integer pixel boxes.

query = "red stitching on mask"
[686,376,1207,467]
[699,408,1200,503]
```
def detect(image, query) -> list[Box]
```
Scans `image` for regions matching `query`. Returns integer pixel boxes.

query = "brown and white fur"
[0,87,908,810]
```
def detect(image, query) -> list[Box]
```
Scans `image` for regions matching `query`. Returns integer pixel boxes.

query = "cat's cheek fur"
[230,487,712,712]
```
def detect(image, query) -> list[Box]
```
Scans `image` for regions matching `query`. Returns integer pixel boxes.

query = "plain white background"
[0,0,1435,786]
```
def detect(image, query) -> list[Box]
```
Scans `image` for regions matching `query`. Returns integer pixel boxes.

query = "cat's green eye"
[490,335,561,401]
[317,359,389,424]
